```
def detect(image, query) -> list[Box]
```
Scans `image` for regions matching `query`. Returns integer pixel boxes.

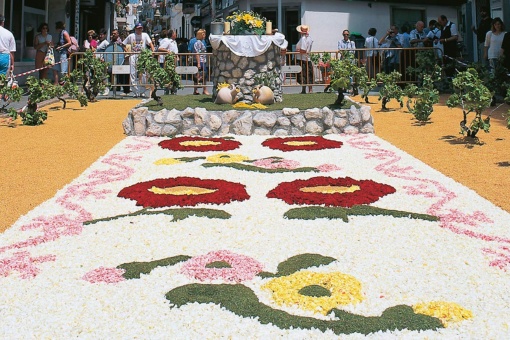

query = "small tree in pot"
[329,51,371,105]
[76,49,109,101]
[12,75,87,126]
[446,68,492,138]
[376,71,404,110]
[136,49,181,105]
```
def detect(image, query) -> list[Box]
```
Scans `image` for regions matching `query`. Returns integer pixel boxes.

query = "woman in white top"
[484,17,506,74]
[33,23,52,79]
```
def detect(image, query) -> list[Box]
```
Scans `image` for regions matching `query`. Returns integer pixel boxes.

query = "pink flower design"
[316,164,342,172]
[180,250,263,283]
[0,251,56,279]
[252,158,300,170]
[83,267,126,284]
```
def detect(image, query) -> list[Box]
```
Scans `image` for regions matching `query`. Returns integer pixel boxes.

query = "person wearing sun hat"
[123,22,154,97]
[295,24,314,94]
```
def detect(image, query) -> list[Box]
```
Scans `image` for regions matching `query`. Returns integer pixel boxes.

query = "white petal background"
[1,134,509,338]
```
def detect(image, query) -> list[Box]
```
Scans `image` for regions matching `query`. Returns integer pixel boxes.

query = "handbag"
[44,47,55,66]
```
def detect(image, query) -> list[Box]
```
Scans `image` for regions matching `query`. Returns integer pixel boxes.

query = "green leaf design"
[84,207,231,225]
[284,205,439,222]
[258,253,336,278]
[203,162,318,173]
[118,255,192,279]
[166,284,443,335]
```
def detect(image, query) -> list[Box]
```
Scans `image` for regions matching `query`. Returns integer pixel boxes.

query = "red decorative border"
[267,176,396,207]
[159,137,242,152]
[262,136,343,152]
[118,177,250,208]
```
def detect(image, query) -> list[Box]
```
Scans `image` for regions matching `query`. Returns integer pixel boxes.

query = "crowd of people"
[2,9,510,96]
[294,11,510,90]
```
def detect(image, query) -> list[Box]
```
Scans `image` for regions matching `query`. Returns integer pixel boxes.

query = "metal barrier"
[67,47,443,95]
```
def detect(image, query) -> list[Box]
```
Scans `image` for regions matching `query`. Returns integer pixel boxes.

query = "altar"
[209,33,288,103]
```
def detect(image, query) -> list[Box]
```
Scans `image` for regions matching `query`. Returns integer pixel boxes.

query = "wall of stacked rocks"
[122,105,374,137]
[211,43,283,103]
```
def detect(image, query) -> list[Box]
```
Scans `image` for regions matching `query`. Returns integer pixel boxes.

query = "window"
[391,7,426,33]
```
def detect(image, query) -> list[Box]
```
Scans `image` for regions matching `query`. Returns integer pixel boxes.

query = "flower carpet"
[1,134,510,338]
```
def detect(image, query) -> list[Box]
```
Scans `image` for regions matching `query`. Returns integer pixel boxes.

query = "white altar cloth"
[209,33,288,57]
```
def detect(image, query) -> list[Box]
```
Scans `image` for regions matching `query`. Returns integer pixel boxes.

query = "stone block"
[277,116,291,126]
[153,109,169,123]
[200,127,213,137]
[360,123,374,134]
[305,120,324,134]
[343,125,359,134]
[304,108,323,119]
[282,108,300,116]
[222,110,241,124]
[290,114,305,129]
[253,111,277,128]
[194,108,209,125]
[208,114,222,131]
[274,128,289,136]
[348,108,362,126]
[254,127,271,135]
[122,116,133,135]
[166,109,184,125]
[182,107,195,117]
[232,112,253,135]
[334,117,348,128]
[161,124,178,137]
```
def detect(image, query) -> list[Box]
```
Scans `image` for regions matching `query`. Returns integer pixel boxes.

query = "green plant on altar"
[0,73,23,126]
[136,49,181,104]
[403,65,441,122]
[446,68,492,138]
[11,75,87,126]
[76,49,109,101]
[253,70,279,89]
[376,71,404,111]
[226,11,267,35]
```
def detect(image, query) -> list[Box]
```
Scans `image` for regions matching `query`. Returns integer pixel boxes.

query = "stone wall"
[211,43,283,103]
[122,104,374,137]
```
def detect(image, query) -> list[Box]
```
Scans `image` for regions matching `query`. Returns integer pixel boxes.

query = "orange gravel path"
[1,95,509,233]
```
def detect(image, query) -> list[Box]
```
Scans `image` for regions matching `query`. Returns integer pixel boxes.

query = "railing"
[68,47,443,94]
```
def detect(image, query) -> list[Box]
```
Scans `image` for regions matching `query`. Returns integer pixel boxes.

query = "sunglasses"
[343,33,350,36]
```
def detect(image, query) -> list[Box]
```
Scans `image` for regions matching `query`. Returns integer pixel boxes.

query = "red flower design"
[118,177,250,208]
[267,176,396,207]
[262,136,343,151]
[159,137,242,152]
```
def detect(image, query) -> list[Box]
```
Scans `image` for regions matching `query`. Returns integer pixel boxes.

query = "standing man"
[123,22,154,97]
[109,29,130,96]
[410,21,427,47]
[296,24,314,94]
[472,6,492,66]
[437,14,459,77]
[0,14,15,76]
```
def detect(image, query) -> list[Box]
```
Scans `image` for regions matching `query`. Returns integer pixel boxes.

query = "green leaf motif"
[165,284,443,335]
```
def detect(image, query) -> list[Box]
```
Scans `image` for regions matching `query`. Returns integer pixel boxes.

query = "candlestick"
[224,22,230,35]
[265,21,272,35]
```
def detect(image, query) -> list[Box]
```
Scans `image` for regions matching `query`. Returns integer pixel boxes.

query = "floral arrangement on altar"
[226,10,268,35]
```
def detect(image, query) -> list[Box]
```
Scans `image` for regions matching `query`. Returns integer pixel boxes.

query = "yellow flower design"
[154,158,183,165]
[206,153,250,164]
[262,271,364,315]
[413,301,473,326]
